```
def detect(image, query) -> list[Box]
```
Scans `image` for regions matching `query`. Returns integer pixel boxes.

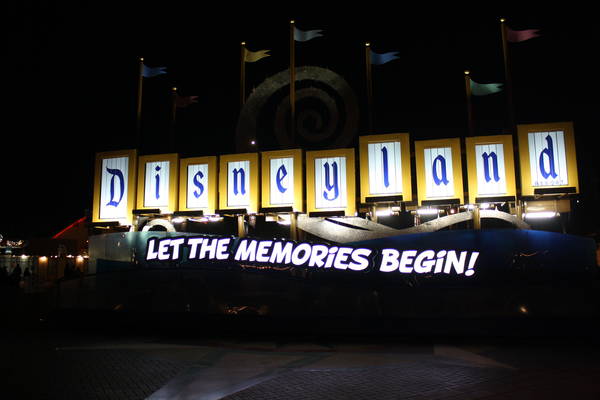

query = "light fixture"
[171,217,186,224]
[375,209,392,217]
[416,208,439,215]
[523,211,558,219]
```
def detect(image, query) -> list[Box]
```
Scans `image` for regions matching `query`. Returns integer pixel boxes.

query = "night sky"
[3,4,600,240]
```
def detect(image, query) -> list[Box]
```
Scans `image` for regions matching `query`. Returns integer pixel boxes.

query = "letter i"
[155,165,161,200]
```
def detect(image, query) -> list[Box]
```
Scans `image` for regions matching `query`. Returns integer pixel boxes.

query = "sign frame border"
[306,148,356,216]
[178,156,218,214]
[218,152,259,213]
[518,121,579,196]
[465,135,516,204]
[260,149,304,212]
[359,133,412,203]
[136,153,179,213]
[92,149,138,224]
[415,138,464,205]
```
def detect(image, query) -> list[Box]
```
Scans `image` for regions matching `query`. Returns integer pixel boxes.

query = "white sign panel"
[144,161,170,207]
[269,157,294,205]
[186,163,209,209]
[475,143,507,195]
[227,160,250,207]
[99,156,129,220]
[314,156,347,209]
[528,131,568,187]
[424,147,454,198]
[368,141,402,195]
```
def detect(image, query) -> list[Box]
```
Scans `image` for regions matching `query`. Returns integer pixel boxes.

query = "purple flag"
[506,27,540,43]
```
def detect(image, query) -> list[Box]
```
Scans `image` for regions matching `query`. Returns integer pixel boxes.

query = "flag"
[175,94,198,108]
[371,50,399,65]
[294,27,323,42]
[506,27,540,43]
[244,48,271,63]
[470,80,503,96]
[142,64,167,78]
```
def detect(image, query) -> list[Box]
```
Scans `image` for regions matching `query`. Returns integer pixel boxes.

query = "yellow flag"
[244,48,270,63]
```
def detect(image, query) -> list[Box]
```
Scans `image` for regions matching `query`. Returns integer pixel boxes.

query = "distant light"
[524,211,558,219]
[518,304,528,314]
[39,256,48,262]
[449,209,456,214]
[464,70,470,75]
[417,208,439,215]
[20,255,28,259]
[250,140,256,145]
[76,255,84,262]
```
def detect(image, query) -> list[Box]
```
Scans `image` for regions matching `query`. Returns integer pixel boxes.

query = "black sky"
[3,4,600,239]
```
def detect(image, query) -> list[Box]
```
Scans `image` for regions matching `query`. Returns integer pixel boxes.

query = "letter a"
[432,155,449,185]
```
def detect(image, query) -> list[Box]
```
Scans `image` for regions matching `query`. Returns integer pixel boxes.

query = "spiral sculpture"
[236,66,359,152]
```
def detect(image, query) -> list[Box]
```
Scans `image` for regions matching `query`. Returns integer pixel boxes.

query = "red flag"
[506,27,540,43]
[175,94,198,108]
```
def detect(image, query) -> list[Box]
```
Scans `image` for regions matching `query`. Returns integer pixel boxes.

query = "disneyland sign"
[145,235,480,276]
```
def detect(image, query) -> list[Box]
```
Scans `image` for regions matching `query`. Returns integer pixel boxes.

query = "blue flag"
[142,64,167,78]
[470,80,503,96]
[294,27,323,42]
[371,50,399,65]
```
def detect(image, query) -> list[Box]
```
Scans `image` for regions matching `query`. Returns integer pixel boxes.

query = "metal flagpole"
[136,57,144,148]
[240,42,246,108]
[170,87,177,151]
[290,20,296,144]
[500,17,522,198]
[464,70,475,137]
[365,43,373,133]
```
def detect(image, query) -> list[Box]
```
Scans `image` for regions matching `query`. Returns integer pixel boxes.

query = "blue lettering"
[323,161,339,201]
[193,170,204,199]
[481,152,500,182]
[539,135,558,179]
[276,165,288,193]
[232,168,246,196]
[381,146,390,188]
[432,155,449,186]
[106,167,124,207]
[155,165,161,200]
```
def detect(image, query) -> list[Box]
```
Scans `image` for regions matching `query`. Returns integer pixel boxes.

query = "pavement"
[2,310,600,400]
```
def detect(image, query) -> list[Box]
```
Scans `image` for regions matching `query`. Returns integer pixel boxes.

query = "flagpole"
[500,18,516,135]
[170,87,177,151]
[240,42,246,108]
[290,20,296,144]
[365,42,373,133]
[136,57,144,148]
[500,17,521,198]
[464,70,475,136]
